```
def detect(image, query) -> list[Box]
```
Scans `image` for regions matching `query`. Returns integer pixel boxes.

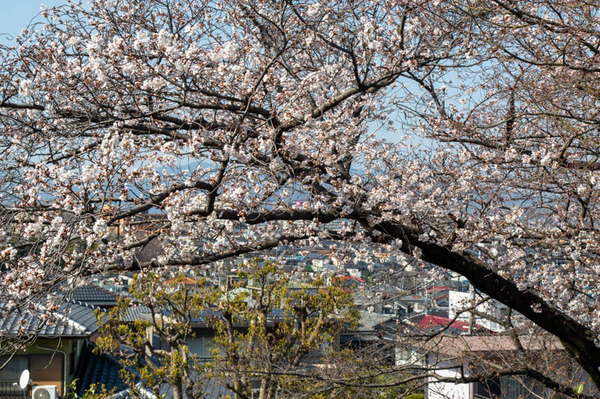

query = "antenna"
[18,369,30,389]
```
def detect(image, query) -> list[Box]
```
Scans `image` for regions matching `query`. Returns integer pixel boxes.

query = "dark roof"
[71,285,119,304]
[0,301,99,338]
[75,342,128,397]
[399,294,425,303]
[189,308,285,328]
[75,343,160,399]
[122,304,151,322]
[428,307,449,318]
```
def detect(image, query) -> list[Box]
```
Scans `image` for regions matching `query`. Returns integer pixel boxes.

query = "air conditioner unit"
[32,385,57,399]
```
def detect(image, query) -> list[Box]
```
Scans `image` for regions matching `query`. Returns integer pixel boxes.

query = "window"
[0,356,28,397]
[500,376,544,399]
[188,336,215,362]
[0,354,64,397]
[474,377,501,398]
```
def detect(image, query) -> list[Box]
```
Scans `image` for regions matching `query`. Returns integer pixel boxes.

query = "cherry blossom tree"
[1,0,600,392]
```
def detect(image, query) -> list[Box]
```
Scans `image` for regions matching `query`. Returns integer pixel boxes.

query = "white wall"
[448,290,506,332]
[427,368,472,399]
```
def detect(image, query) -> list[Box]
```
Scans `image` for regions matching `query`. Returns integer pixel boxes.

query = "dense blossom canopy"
[1,0,600,390]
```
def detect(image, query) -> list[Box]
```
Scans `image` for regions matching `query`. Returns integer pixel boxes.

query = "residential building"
[0,301,98,399]
[423,335,590,399]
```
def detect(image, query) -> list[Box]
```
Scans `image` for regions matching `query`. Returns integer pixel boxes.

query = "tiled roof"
[0,301,99,338]
[122,305,151,322]
[72,285,119,304]
[357,310,395,331]
[75,343,159,399]
[74,342,128,397]
[418,334,563,356]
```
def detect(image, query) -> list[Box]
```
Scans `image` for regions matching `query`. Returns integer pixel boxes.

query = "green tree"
[96,260,366,398]
[96,271,206,399]
[207,260,359,398]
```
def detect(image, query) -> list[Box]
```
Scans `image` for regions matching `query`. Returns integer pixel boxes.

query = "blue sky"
[0,0,66,44]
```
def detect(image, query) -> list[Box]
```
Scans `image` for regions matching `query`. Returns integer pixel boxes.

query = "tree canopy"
[1,0,600,391]
[97,260,363,399]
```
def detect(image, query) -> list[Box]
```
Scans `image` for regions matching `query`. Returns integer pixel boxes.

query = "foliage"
[207,260,360,398]
[97,259,367,398]
[96,272,206,399]
[78,383,117,399]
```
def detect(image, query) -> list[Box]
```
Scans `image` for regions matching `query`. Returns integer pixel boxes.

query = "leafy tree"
[1,0,600,393]
[97,260,365,399]
[96,272,205,399]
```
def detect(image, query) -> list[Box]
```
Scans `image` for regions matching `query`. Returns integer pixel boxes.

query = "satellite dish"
[18,369,30,389]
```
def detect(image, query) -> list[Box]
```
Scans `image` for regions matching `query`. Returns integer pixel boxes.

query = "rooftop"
[0,301,99,338]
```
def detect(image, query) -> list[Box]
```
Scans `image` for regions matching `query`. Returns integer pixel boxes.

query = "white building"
[448,289,506,332]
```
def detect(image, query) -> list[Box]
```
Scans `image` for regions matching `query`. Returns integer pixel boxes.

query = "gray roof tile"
[0,301,99,338]
[72,285,119,304]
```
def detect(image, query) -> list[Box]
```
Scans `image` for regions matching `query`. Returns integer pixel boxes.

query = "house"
[416,314,479,333]
[339,310,397,366]
[334,275,366,291]
[448,290,507,333]
[394,315,487,367]
[397,294,427,314]
[421,335,594,399]
[71,285,119,309]
[73,341,129,398]
[0,301,99,399]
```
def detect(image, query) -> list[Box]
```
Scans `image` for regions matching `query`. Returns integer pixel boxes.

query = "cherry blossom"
[1,0,600,390]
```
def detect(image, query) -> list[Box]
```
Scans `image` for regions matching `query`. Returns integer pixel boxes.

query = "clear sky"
[0,0,67,44]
